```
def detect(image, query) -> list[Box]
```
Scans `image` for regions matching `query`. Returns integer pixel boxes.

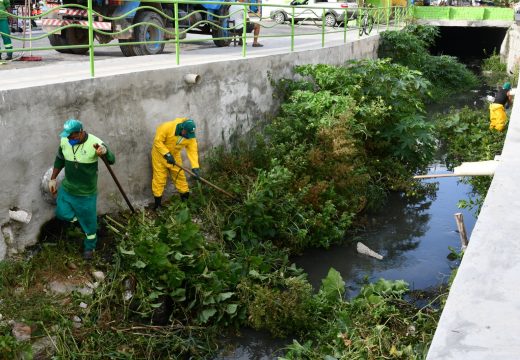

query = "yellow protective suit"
[489,103,507,132]
[151,118,200,197]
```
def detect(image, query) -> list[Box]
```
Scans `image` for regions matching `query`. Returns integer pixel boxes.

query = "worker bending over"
[489,81,513,132]
[151,118,200,209]
[49,119,115,260]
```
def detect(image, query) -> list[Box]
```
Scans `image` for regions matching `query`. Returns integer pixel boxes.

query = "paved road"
[0,19,394,90]
[1,19,371,70]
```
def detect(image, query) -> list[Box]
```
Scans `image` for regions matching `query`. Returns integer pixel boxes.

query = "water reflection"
[296,164,476,295]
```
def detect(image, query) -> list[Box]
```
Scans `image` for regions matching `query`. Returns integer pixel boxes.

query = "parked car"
[270,0,358,27]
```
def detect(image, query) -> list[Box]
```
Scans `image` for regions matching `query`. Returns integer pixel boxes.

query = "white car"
[269,0,359,27]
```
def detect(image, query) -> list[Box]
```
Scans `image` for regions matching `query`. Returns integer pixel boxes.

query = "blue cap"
[182,119,196,139]
[60,119,83,138]
[503,82,512,90]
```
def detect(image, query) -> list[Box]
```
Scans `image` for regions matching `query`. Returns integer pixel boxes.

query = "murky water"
[295,164,476,294]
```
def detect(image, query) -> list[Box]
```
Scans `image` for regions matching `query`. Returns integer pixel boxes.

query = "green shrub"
[379,25,479,100]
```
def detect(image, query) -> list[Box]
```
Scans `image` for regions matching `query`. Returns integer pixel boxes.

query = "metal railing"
[0,0,410,77]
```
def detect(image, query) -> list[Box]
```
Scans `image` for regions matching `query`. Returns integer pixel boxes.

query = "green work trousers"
[0,19,12,50]
[56,187,98,251]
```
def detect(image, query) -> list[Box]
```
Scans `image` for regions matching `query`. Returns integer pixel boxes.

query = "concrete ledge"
[417,19,513,27]
[427,91,520,358]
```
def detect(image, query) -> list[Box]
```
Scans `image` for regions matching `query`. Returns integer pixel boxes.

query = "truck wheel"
[324,13,336,27]
[212,6,231,47]
[49,33,72,54]
[133,11,166,56]
[64,28,89,55]
[119,39,138,57]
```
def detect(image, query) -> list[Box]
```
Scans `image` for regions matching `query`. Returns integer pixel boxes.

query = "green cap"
[503,82,512,90]
[60,119,83,137]
[182,119,196,139]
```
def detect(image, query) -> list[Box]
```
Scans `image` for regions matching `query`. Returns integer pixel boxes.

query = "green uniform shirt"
[53,133,115,196]
[0,0,10,20]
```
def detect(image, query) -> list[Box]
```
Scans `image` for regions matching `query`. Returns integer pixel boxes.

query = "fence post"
[242,4,247,57]
[87,0,95,77]
[386,5,390,30]
[343,9,347,43]
[174,0,180,65]
[321,8,325,47]
[291,7,295,51]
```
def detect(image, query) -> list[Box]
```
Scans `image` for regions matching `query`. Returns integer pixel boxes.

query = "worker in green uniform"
[49,119,115,260]
[0,0,13,60]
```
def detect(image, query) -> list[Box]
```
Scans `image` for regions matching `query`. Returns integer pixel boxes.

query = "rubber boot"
[180,192,190,202]
[153,196,162,210]
[5,52,12,60]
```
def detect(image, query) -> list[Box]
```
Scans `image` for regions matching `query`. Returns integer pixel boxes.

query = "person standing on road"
[48,119,116,260]
[229,0,263,47]
[0,0,13,60]
[151,118,201,209]
[489,81,513,132]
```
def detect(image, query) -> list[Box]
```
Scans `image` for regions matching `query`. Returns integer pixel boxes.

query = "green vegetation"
[379,25,479,100]
[436,106,506,213]
[0,25,480,359]
[481,52,518,88]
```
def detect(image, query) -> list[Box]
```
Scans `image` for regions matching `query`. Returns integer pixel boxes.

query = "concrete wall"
[0,36,380,259]
[501,24,520,74]
[426,67,520,360]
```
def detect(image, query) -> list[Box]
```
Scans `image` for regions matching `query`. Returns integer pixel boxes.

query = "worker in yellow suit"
[489,82,513,132]
[151,118,200,209]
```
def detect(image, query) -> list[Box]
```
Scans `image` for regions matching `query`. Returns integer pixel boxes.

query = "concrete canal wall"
[0,36,380,259]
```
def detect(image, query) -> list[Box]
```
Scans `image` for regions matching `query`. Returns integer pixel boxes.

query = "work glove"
[164,153,175,165]
[192,168,201,180]
[95,144,107,156]
[49,179,57,195]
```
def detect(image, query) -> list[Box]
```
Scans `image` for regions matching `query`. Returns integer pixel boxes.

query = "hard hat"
[182,119,196,139]
[60,119,83,137]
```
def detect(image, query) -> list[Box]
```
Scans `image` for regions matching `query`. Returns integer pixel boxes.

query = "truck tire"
[132,11,166,56]
[64,28,89,55]
[212,6,231,47]
[49,33,72,54]
[119,39,138,57]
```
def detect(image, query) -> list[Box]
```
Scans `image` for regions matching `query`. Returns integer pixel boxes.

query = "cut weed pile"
[1,25,481,359]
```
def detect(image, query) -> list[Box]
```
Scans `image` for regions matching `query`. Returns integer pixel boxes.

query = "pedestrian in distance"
[0,0,13,60]
[48,119,115,260]
[151,118,201,210]
[229,0,263,47]
[489,81,513,132]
